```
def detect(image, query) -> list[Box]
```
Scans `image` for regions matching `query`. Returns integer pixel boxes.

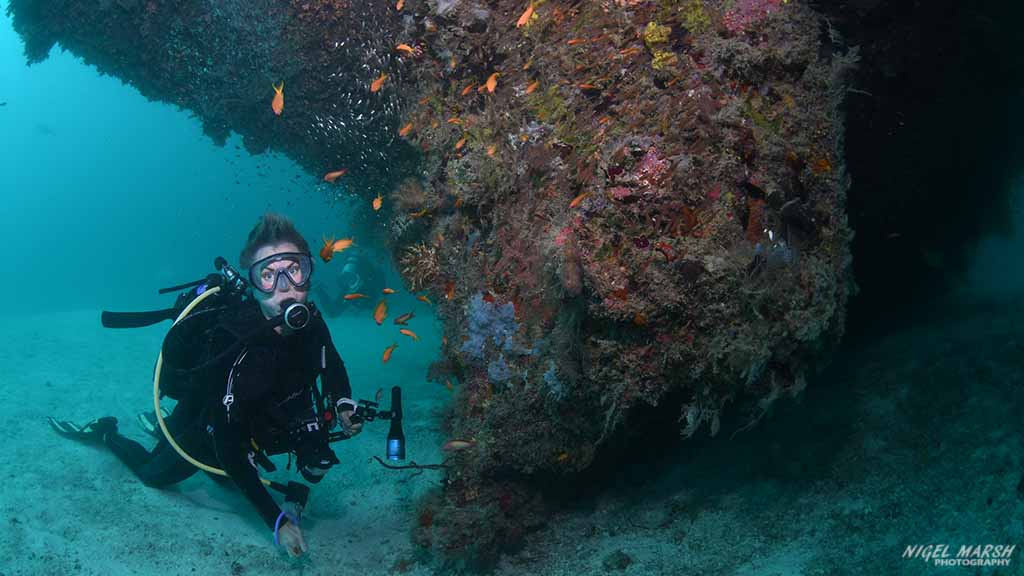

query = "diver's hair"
[239,212,311,268]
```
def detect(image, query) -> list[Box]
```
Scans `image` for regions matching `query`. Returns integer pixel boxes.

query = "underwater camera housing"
[323,387,406,460]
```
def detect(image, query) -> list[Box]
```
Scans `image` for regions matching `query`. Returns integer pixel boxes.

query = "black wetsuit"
[101,298,352,531]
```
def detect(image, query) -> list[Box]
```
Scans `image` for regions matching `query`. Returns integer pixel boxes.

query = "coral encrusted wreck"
[8,0,857,568]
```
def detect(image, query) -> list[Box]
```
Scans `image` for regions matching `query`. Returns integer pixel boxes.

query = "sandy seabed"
[2,295,1022,576]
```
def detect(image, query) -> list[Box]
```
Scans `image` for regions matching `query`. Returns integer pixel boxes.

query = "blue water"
[0,15,370,315]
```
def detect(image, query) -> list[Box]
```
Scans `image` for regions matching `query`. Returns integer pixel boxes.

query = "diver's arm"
[210,351,283,531]
[212,399,283,531]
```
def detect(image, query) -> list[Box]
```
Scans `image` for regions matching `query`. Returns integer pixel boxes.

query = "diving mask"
[249,252,314,294]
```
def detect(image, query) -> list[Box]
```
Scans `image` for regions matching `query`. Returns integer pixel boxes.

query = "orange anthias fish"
[370,73,388,93]
[445,379,454,391]
[383,288,397,294]
[399,122,414,137]
[324,169,347,182]
[396,0,404,10]
[445,281,455,300]
[569,191,590,208]
[320,236,355,262]
[442,438,477,452]
[516,3,534,28]
[485,73,499,93]
[394,311,415,325]
[454,137,467,150]
[525,81,539,94]
[320,236,335,262]
[461,83,476,96]
[271,82,284,116]
[382,342,398,363]
[372,193,383,211]
[416,294,432,304]
[400,328,419,341]
[487,144,497,157]
[344,293,368,300]
[374,300,389,325]
[395,43,418,56]
[332,238,355,254]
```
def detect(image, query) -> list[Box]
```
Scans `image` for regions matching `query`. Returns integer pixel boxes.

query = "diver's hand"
[278,519,308,558]
[339,410,363,437]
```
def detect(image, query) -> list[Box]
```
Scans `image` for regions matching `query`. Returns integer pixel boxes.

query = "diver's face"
[251,242,309,326]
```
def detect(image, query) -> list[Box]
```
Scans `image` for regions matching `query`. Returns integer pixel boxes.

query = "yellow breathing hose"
[151,285,272,487]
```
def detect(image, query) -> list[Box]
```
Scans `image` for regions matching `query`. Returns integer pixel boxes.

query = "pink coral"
[554,225,573,247]
[609,186,633,201]
[722,0,784,34]
[635,146,669,187]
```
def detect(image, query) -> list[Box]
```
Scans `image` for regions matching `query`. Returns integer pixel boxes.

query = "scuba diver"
[47,213,364,558]
[312,248,387,317]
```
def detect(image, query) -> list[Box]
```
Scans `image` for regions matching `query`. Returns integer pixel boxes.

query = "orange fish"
[569,191,589,208]
[445,281,455,300]
[399,328,419,341]
[516,3,534,28]
[454,137,467,150]
[320,236,335,262]
[416,294,432,304]
[567,38,586,45]
[396,0,404,10]
[485,73,499,93]
[525,81,539,94]
[454,197,464,208]
[522,60,532,71]
[409,208,429,219]
[370,73,388,93]
[396,43,419,56]
[344,293,368,300]
[445,379,453,391]
[383,288,397,294]
[442,336,448,346]
[373,300,389,325]
[399,122,414,137]
[382,342,398,363]
[442,439,476,452]
[323,169,347,182]
[271,82,284,116]
[372,193,383,211]
[447,117,461,125]
[487,144,497,157]
[394,311,415,325]
[461,83,476,96]
[332,238,354,254]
